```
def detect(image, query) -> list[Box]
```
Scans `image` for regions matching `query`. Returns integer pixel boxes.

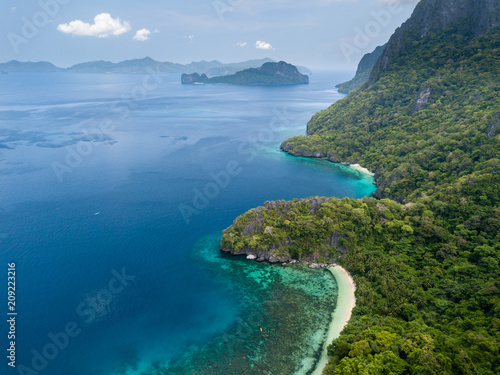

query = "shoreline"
[280,149,375,179]
[310,265,356,375]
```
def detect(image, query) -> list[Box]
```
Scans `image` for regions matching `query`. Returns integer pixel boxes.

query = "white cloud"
[236,41,247,47]
[255,40,274,50]
[57,13,131,38]
[133,28,151,41]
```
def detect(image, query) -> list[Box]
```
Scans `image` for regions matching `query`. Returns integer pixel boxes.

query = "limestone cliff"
[370,0,500,85]
[336,45,385,94]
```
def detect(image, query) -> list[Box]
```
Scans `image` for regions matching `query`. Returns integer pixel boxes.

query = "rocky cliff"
[336,44,385,94]
[370,0,500,84]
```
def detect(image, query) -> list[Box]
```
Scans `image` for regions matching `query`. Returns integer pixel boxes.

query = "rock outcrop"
[220,198,348,264]
[413,83,432,112]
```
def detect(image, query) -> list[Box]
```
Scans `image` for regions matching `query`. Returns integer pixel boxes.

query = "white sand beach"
[348,163,375,177]
[311,265,356,375]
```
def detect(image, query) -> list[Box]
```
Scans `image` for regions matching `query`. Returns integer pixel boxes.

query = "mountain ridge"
[0,57,312,76]
[0,60,64,73]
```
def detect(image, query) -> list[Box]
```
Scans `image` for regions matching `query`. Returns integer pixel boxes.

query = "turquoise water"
[0,72,374,374]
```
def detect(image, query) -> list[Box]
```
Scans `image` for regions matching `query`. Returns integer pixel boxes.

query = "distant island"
[0,57,312,76]
[0,60,64,73]
[65,57,276,75]
[181,61,309,86]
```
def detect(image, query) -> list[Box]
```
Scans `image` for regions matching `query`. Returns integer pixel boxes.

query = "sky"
[0,0,419,70]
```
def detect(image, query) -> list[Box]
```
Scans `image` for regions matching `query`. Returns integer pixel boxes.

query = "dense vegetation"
[222,27,500,374]
[282,28,500,204]
[222,194,500,374]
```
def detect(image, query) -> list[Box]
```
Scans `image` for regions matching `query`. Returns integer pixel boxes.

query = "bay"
[0,71,374,374]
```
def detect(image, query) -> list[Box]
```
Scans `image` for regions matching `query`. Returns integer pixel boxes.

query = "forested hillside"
[222,0,500,373]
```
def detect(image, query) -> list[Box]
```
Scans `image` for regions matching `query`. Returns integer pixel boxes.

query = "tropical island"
[181,61,309,85]
[222,0,500,373]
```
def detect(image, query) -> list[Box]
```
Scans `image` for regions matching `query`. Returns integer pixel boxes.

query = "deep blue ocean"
[0,71,374,375]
